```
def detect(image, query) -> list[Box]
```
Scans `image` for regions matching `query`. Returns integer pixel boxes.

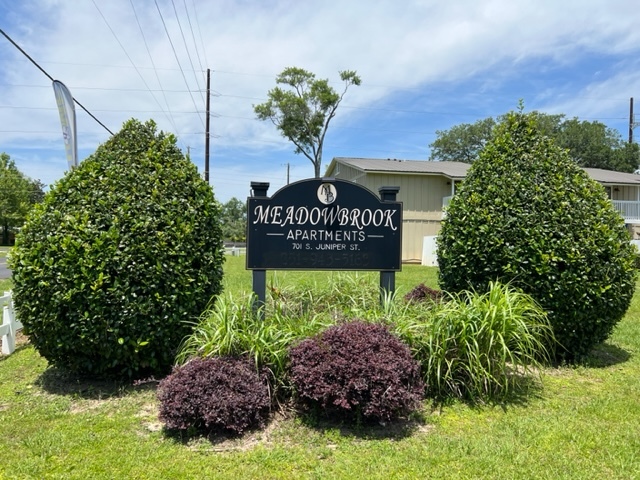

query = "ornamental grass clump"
[406,282,554,402]
[176,292,332,399]
[276,272,380,319]
[157,356,270,435]
[289,321,424,422]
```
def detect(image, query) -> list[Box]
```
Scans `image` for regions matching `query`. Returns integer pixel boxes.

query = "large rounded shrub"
[10,119,225,377]
[289,321,424,422]
[437,109,637,360]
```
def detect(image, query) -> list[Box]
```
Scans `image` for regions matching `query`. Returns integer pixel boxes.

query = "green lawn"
[1,256,639,479]
[0,280,11,293]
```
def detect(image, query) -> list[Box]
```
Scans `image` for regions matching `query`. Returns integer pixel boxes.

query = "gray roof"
[332,157,640,185]
[583,168,640,185]
[331,157,470,178]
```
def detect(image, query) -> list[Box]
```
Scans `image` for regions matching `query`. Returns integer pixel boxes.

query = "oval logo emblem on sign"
[317,183,337,205]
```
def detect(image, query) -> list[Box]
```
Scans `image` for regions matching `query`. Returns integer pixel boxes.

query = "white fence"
[0,291,22,356]
[613,200,640,222]
[225,247,246,256]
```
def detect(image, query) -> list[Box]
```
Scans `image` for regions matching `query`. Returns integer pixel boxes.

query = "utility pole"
[205,68,211,184]
[282,163,290,184]
[629,97,640,143]
[630,97,634,144]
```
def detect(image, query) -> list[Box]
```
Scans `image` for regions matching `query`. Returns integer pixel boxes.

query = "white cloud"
[2,0,640,201]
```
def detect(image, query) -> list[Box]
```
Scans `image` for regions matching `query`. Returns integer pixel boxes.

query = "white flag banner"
[52,80,78,170]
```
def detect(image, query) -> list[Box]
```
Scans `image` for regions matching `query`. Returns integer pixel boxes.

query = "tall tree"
[555,118,638,172]
[220,197,247,243]
[429,117,497,163]
[0,153,44,244]
[254,67,361,178]
[611,142,640,173]
[429,113,638,172]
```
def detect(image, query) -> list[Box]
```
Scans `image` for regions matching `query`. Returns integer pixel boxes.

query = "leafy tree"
[28,179,46,204]
[429,112,639,172]
[429,117,497,163]
[611,142,640,173]
[0,153,44,245]
[11,119,225,378]
[555,118,638,172]
[254,67,361,178]
[220,197,246,242]
[437,108,637,361]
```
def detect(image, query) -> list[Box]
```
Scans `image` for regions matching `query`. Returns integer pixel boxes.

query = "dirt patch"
[197,412,286,452]
[163,410,435,453]
[15,331,29,347]
[68,398,109,414]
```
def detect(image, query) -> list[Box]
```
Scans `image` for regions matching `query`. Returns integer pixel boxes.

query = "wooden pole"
[630,97,634,144]
[205,68,211,183]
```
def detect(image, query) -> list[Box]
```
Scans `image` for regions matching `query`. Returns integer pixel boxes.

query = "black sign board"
[247,178,402,271]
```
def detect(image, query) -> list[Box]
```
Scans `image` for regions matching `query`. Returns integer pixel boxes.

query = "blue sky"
[1,0,640,203]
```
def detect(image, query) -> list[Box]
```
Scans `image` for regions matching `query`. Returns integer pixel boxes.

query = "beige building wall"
[333,167,451,263]
[612,185,639,202]
[330,159,640,263]
[402,219,442,263]
[353,172,452,213]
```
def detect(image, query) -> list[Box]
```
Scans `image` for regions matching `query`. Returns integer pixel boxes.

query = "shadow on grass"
[155,377,545,447]
[161,412,291,451]
[35,366,159,400]
[162,407,428,448]
[162,424,262,449]
[579,342,631,368]
[294,405,428,441]
[431,374,546,413]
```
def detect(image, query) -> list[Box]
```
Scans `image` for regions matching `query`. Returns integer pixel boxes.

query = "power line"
[154,0,205,129]
[0,28,114,136]
[170,0,205,106]
[0,83,200,93]
[0,32,631,144]
[0,105,214,115]
[1,80,630,123]
[182,0,206,79]
[190,0,209,67]
[92,0,179,137]
[128,0,180,133]
[26,60,204,72]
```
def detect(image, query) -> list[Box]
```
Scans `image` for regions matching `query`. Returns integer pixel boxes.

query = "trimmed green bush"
[437,109,637,360]
[10,119,224,378]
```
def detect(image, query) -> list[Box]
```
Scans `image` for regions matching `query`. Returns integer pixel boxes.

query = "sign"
[52,80,78,170]
[247,178,402,270]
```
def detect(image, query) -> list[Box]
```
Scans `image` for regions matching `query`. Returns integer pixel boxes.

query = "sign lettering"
[247,179,402,271]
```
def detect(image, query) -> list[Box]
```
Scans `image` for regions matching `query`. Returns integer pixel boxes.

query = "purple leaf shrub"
[289,321,424,422]
[158,356,270,434]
